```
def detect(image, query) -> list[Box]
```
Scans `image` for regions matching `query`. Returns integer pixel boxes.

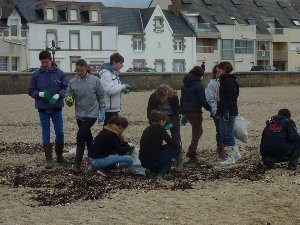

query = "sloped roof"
[163,10,194,36]
[140,7,155,29]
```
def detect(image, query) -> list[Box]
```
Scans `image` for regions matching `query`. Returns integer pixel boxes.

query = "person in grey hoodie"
[65,59,105,173]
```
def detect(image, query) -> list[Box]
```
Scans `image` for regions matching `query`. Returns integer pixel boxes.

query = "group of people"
[28,50,300,176]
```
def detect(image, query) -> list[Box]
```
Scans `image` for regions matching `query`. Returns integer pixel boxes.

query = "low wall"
[0,72,299,94]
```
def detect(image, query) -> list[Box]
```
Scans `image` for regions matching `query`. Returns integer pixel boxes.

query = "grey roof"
[140,8,155,29]
[163,10,194,36]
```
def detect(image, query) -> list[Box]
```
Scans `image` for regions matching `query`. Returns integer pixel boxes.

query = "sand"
[0,86,300,225]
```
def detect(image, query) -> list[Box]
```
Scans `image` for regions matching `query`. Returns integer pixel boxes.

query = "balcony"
[191,23,211,32]
[221,49,234,60]
[191,23,221,38]
[267,28,283,35]
[273,51,288,61]
[256,50,270,60]
[196,45,217,53]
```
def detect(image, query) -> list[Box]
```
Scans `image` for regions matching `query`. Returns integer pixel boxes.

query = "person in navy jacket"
[28,51,69,169]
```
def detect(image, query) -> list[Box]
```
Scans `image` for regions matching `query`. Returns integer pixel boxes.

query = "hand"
[66,96,74,103]
[39,91,52,101]
[49,94,59,106]
[180,116,188,126]
[98,108,106,124]
[164,122,173,130]
[125,84,134,91]
[223,111,229,121]
[123,89,130,94]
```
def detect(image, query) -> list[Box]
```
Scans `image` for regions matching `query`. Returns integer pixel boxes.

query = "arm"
[170,96,180,116]
[28,73,40,99]
[197,83,211,112]
[65,81,74,106]
[206,81,217,113]
[100,70,126,95]
[96,78,106,108]
[147,93,156,121]
[161,127,181,149]
[287,120,300,142]
[224,78,239,110]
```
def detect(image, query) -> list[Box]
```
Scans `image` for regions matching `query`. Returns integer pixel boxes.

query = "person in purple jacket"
[28,51,69,169]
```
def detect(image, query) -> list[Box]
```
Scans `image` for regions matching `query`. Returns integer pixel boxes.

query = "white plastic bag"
[128,145,147,175]
[234,115,249,143]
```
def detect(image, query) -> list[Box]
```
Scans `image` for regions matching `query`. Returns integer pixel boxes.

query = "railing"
[191,23,212,32]
[256,50,270,60]
[221,49,234,60]
[196,46,217,53]
[273,51,288,61]
[267,28,283,35]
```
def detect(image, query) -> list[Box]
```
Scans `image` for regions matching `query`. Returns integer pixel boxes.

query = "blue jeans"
[39,111,64,145]
[141,147,180,173]
[214,116,224,146]
[90,154,133,169]
[220,116,236,147]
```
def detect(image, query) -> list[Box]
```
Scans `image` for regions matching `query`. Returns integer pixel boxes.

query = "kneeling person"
[139,110,181,175]
[88,116,133,174]
[260,108,300,170]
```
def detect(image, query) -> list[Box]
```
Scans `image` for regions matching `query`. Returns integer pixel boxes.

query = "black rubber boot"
[55,143,69,165]
[43,144,53,169]
[288,146,300,171]
[72,147,85,174]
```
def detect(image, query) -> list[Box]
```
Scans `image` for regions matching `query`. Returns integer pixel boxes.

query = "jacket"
[260,115,300,156]
[180,72,211,113]
[147,92,180,121]
[28,63,68,110]
[99,63,126,112]
[66,74,105,119]
[217,73,239,117]
[206,78,219,115]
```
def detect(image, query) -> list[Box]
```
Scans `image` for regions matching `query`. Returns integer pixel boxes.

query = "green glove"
[66,96,74,104]
[223,111,229,121]
[164,122,173,130]
[49,98,58,105]
[123,89,130,94]
[129,146,135,154]
[180,116,188,126]
[125,84,134,91]
[44,91,52,101]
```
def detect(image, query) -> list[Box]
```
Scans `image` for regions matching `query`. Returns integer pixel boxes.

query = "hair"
[156,84,177,99]
[189,65,203,78]
[75,59,91,73]
[149,110,169,124]
[218,61,233,74]
[110,53,124,64]
[278,108,291,119]
[108,115,129,128]
[39,51,52,60]
[212,64,219,79]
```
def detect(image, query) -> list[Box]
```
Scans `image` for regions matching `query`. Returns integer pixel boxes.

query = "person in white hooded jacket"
[99,53,133,125]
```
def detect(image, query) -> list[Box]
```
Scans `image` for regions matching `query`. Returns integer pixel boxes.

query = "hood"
[100,62,117,73]
[183,72,201,85]
[38,62,58,73]
[266,115,286,126]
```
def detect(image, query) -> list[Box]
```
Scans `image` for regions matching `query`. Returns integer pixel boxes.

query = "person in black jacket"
[216,61,242,165]
[147,84,183,170]
[88,116,133,175]
[140,110,181,175]
[180,66,211,163]
[260,109,300,171]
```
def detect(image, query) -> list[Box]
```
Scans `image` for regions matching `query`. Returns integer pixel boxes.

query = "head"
[149,110,169,126]
[212,64,220,79]
[278,108,291,119]
[39,51,52,70]
[218,61,233,76]
[156,84,177,104]
[108,115,129,134]
[110,53,124,71]
[189,66,204,78]
[75,59,90,78]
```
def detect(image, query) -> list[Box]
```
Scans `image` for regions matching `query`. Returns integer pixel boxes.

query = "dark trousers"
[170,115,181,145]
[104,112,119,126]
[141,147,180,173]
[76,118,97,149]
[184,112,203,158]
[261,145,300,165]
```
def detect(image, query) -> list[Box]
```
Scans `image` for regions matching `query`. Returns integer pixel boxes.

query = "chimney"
[171,0,182,16]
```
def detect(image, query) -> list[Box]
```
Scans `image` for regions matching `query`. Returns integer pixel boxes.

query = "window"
[0,57,8,71]
[155,60,164,72]
[11,57,19,72]
[292,19,300,26]
[70,32,79,49]
[46,32,56,48]
[0,30,3,37]
[46,8,54,20]
[175,39,183,51]
[235,40,253,54]
[173,61,184,72]
[133,60,145,68]
[0,6,2,18]
[70,9,78,21]
[10,19,18,36]
[92,33,101,50]
[155,19,163,32]
[212,15,226,24]
[231,0,241,5]
[221,39,233,59]
[133,38,143,51]
[254,0,263,7]
[91,10,99,22]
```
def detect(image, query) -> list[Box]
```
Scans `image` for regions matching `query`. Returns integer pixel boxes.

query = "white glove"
[38,92,44,98]
[52,94,59,100]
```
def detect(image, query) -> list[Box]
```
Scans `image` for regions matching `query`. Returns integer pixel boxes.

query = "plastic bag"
[128,144,147,175]
[234,115,249,143]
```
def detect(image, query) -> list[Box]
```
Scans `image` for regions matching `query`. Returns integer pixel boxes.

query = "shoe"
[187,157,201,164]
[216,144,227,160]
[233,146,242,161]
[287,162,297,171]
[55,143,70,165]
[263,156,276,170]
[186,151,197,159]
[220,146,236,165]
[43,144,53,169]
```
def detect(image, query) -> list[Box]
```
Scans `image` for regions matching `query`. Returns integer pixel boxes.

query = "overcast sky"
[70,0,151,8]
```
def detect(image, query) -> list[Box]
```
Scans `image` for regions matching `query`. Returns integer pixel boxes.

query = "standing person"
[180,66,212,163]
[28,51,69,169]
[147,84,183,170]
[201,62,205,73]
[260,109,300,171]
[216,61,242,165]
[99,53,134,126]
[206,65,227,160]
[140,110,181,175]
[89,116,133,176]
[65,59,105,173]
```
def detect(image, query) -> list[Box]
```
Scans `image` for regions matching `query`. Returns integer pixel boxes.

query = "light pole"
[46,40,61,63]
[230,17,236,71]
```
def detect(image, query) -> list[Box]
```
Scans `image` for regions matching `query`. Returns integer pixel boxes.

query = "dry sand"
[0,86,300,225]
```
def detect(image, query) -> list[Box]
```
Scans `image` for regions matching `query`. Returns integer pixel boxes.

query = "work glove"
[223,111,230,121]
[210,109,217,118]
[129,145,135,154]
[39,91,52,101]
[98,108,106,124]
[49,94,59,106]
[66,96,74,107]
[123,84,134,94]
[164,122,173,130]
[180,116,188,126]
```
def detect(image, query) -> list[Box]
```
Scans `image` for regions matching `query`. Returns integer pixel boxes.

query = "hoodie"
[180,72,211,113]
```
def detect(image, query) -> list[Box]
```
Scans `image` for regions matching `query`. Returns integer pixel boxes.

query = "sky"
[64,0,151,8]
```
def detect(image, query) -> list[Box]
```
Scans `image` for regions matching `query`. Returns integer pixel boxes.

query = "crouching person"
[260,108,300,171]
[88,116,133,175]
[139,110,181,176]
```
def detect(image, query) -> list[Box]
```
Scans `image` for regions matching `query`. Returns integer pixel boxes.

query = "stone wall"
[0,72,299,94]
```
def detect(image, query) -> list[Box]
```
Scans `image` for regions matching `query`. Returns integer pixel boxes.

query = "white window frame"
[46,32,57,48]
[11,57,19,72]
[133,60,145,68]
[0,57,8,72]
[92,33,101,50]
[70,33,80,49]
[46,8,54,21]
[91,10,99,22]
[70,9,78,21]
[292,19,300,26]
[133,38,143,51]
[10,19,18,37]
[174,62,184,72]
[175,39,183,52]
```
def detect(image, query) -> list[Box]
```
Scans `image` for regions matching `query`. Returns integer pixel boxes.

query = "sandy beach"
[0,86,300,225]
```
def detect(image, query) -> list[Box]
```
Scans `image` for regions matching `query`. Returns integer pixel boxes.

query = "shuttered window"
[0,57,8,71]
